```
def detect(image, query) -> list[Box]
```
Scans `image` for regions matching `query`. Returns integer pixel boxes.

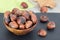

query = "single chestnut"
[4,18,10,24]
[47,21,56,30]
[38,29,47,37]
[12,8,19,14]
[40,6,48,13]
[40,15,49,23]
[21,2,28,9]
[4,11,11,19]
[9,21,18,29]
[15,10,23,16]
[17,16,26,24]
[29,11,37,24]
[25,21,32,29]
[22,11,30,20]
[19,24,25,29]
[10,14,17,21]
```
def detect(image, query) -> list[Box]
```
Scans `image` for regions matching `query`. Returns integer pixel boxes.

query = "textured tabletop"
[0,13,60,40]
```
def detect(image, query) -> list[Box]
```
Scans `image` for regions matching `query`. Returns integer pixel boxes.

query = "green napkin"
[0,0,34,13]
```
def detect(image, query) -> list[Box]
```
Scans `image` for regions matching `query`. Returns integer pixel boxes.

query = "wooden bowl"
[4,21,37,35]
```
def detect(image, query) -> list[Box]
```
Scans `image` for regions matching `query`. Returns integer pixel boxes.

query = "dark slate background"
[0,13,60,40]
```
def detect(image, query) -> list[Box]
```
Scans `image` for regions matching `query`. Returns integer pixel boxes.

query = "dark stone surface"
[0,13,60,40]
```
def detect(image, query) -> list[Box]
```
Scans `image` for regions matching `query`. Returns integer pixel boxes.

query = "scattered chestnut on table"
[40,15,49,23]
[38,29,47,37]
[47,21,56,30]
[40,6,48,13]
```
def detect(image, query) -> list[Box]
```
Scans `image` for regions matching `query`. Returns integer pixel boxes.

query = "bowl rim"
[4,20,38,31]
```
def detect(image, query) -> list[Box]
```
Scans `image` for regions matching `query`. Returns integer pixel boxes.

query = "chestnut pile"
[4,8,37,30]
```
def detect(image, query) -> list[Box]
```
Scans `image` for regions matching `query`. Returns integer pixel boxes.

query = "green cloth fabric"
[0,0,34,13]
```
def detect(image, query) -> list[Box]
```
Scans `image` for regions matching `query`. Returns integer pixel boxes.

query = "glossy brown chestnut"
[47,21,56,29]
[17,16,26,24]
[40,15,49,23]
[22,11,30,20]
[12,8,19,14]
[10,14,17,21]
[4,8,37,35]
[4,18,10,24]
[40,6,48,13]
[4,11,11,19]
[25,21,33,29]
[19,24,25,29]
[29,11,37,24]
[21,2,28,9]
[38,29,47,37]
[15,10,23,16]
[9,21,18,29]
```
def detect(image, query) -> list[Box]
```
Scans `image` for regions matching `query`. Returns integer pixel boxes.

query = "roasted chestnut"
[4,18,10,24]
[38,29,47,37]
[21,2,28,9]
[17,16,26,24]
[12,8,19,14]
[40,15,49,23]
[19,24,25,29]
[15,10,23,16]
[29,11,37,24]
[22,11,30,20]
[9,21,18,29]
[47,21,56,30]
[4,11,10,19]
[10,14,17,21]
[40,6,48,13]
[4,8,37,35]
[25,21,32,29]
